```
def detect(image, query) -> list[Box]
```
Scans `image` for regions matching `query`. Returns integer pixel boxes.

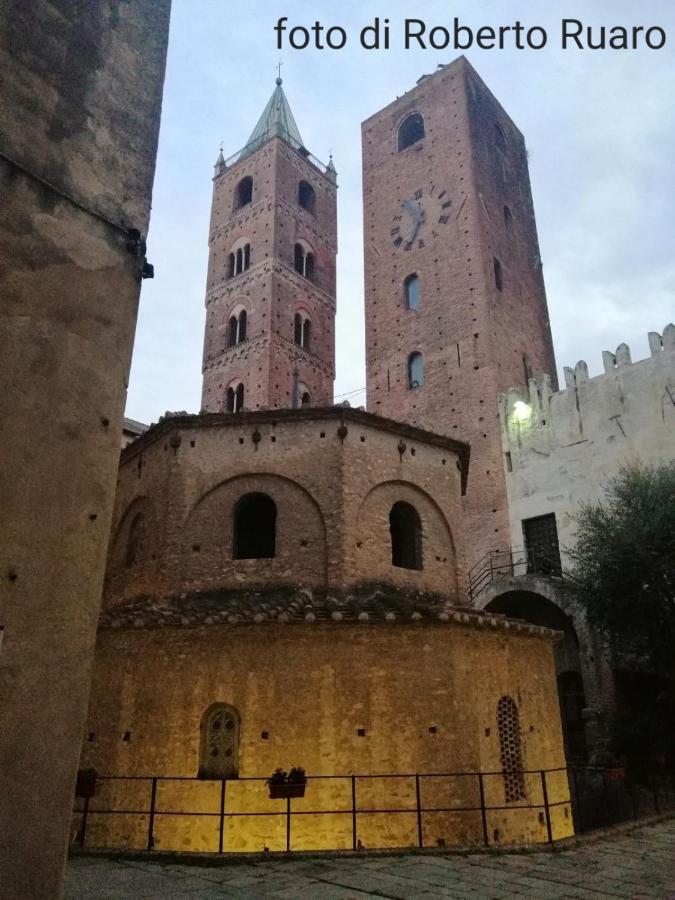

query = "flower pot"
[268,782,306,799]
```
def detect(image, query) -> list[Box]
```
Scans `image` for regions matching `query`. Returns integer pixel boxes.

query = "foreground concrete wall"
[75,620,572,851]
[0,4,171,898]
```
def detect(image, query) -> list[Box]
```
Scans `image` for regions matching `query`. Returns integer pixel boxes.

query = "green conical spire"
[244,77,304,155]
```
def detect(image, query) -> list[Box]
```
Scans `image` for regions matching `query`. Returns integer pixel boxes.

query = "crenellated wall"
[499,323,675,569]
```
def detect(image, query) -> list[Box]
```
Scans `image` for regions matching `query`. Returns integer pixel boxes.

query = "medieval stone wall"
[75,620,572,852]
[0,4,170,897]
[500,324,675,569]
[104,409,468,608]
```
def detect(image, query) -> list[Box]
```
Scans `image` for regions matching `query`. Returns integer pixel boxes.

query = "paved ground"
[65,818,675,899]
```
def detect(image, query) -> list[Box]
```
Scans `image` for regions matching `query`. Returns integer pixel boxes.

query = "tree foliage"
[571,463,675,765]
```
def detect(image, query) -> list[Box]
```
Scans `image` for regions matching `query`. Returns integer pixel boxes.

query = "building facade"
[361,56,556,571]
[472,324,675,761]
[75,407,572,852]
[201,79,337,414]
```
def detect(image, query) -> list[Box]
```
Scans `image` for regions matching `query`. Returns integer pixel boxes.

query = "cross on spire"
[276,60,283,83]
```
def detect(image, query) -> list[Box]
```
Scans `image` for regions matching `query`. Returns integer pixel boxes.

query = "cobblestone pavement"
[65,818,675,899]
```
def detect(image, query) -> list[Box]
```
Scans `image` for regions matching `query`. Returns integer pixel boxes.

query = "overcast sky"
[128,0,674,424]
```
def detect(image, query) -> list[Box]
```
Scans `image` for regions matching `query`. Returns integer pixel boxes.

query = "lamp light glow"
[513,400,532,422]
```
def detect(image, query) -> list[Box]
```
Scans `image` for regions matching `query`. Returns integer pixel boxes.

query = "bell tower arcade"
[362,57,557,570]
[201,77,337,413]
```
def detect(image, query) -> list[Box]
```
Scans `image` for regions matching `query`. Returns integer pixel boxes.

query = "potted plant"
[267,766,307,799]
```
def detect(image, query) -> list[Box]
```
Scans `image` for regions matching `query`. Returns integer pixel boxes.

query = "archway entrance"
[486,590,588,764]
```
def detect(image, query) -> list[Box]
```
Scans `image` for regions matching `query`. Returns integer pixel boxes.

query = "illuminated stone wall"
[74,618,573,851]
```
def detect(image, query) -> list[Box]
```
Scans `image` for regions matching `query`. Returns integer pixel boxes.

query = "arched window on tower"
[389,501,423,570]
[234,176,253,209]
[226,382,245,413]
[398,113,425,152]
[298,180,316,214]
[497,696,526,802]
[233,493,276,559]
[228,243,252,279]
[503,205,513,230]
[408,352,424,388]
[294,312,311,349]
[125,513,146,567]
[227,310,247,347]
[404,274,420,310]
[198,704,240,779]
[301,390,311,407]
[294,243,314,280]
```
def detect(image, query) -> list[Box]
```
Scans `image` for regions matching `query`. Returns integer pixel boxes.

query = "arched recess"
[182,473,328,589]
[105,496,158,605]
[354,480,458,596]
[481,586,589,763]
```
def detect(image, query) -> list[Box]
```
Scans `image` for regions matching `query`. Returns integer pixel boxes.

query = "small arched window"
[294,312,311,349]
[125,513,146,567]
[198,704,240,780]
[389,501,423,570]
[301,390,311,407]
[234,176,253,209]
[294,243,314,280]
[503,205,512,229]
[228,243,252,279]
[233,492,276,559]
[298,180,316,214]
[226,382,245,413]
[493,257,503,292]
[227,310,247,347]
[404,274,420,310]
[408,352,423,388]
[494,123,507,155]
[497,696,526,802]
[398,113,425,152]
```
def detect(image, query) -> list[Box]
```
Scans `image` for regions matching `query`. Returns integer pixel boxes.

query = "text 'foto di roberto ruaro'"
[274,17,668,52]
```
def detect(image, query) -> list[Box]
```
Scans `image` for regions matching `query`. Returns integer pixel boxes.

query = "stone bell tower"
[201,77,337,413]
[362,57,557,571]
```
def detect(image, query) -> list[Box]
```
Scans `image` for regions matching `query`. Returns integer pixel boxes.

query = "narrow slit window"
[404,274,420,310]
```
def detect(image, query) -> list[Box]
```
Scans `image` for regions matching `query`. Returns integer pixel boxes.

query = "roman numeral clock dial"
[390,186,451,250]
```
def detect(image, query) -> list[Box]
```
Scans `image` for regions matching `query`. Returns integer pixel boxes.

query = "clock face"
[390,185,452,251]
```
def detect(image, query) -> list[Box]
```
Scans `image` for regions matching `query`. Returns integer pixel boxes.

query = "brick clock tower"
[201,77,337,413]
[362,57,557,570]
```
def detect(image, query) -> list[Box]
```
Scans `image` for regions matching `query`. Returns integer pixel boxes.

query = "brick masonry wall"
[362,57,556,574]
[201,139,336,413]
[104,410,467,608]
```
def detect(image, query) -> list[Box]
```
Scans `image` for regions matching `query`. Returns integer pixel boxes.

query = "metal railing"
[71,766,675,856]
[468,545,573,601]
[72,767,574,854]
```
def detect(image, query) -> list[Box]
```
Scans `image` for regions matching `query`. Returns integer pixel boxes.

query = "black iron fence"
[569,766,675,833]
[72,766,674,855]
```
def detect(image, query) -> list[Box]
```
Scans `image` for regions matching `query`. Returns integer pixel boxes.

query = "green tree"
[570,463,675,767]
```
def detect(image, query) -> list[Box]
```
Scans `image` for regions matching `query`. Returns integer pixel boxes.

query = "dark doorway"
[389,501,423,570]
